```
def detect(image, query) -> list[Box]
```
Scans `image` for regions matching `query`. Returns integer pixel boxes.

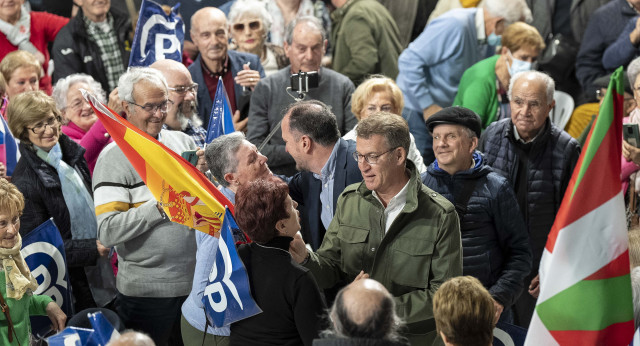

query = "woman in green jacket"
[0,178,65,345]
[453,22,545,129]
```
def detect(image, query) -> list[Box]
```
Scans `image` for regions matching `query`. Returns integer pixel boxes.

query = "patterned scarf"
[0,5,45,64]
[0,234,38,299]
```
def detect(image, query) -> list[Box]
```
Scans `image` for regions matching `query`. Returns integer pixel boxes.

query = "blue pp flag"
[202,209,261,327]
[128,0,184,67]
[46,327,93,346]
[494,322,527,346]
[21,218,73,338]
[87,311,120,344]
[205,79,236,144]
[0,114,18,176]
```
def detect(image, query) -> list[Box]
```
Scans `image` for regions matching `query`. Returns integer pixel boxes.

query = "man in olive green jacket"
[329,0,403,85]
[290,112,462,345]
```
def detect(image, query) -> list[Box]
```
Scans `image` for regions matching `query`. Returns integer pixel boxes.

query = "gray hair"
[285,16,326,45]
[508,71,555,105]
[484,0,532,24]
[52,73,106,110]
[228,1,273,33]
[205,132,246,187]
[629,57,640,87]
[118,67,168,104]
[105,330,155,346]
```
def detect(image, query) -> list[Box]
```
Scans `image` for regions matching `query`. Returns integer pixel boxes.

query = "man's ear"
[548,99,557,115]
[395,147,407,166]
[284,41,291,59]
[121,100,130,115]
[223,172,237,187]
[470,136,479,153]
[322,39,328,55]
[300,135,312,154]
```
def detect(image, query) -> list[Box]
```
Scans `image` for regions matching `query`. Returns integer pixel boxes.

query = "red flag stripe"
[549,320,635,345]
[584,250,631,281]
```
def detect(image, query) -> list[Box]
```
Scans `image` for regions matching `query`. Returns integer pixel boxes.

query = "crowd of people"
[0,0,636,345]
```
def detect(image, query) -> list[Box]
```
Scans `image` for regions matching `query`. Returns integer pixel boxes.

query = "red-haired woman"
[232,177,326,346]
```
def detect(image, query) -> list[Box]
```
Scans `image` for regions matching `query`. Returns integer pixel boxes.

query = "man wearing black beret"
[422,106,532,324]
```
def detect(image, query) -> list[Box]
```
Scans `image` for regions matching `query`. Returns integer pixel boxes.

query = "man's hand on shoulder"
[289,233,309,264]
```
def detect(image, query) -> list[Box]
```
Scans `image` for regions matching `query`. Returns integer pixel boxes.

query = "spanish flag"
[83,90,233,236]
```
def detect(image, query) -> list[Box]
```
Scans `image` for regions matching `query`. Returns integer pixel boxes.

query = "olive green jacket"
[306,162,462,345]
[330,0,403,85]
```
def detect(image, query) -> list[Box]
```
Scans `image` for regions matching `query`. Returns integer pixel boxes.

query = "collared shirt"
[83,14,125,91]
[372,176,411,233]
[200,56,237,114]
[513,123,545,144]
[313,141,340,230]
[475,8,486,44]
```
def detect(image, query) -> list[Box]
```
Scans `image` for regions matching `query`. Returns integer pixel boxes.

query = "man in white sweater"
[93,67,203,346]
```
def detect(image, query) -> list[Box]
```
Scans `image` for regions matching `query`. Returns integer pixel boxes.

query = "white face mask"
[507,50,533,76]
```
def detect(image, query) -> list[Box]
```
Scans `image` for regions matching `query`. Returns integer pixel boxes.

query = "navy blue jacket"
[421,151,532,307]
[288,138,362,250]
[576,0,637,97]
[189,50,265,129]
[479,119,580,273]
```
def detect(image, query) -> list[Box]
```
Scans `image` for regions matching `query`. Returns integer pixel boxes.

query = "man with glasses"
[289,112,462,345]
[189,7,265,131]
[151,59,207,147]
[93,67,206,345]
[282,100,362,251]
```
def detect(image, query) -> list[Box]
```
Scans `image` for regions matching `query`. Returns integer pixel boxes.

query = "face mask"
[507,50,533,76]
[487,33,501,46]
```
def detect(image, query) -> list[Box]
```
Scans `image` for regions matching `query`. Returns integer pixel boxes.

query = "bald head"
[191,7,227,32]
[150,59,188,76]
[330,278,401,340]
[191,7,229,66]
[106,331,155,346]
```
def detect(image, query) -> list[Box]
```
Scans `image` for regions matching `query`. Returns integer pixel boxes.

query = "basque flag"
[21,219,73,338]
[129,0,184,67]
[0,114,18,176]
[202,209,261,327]
[205,79,236,144]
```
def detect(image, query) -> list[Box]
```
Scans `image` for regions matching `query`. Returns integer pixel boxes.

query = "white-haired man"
[396,0,532,164]
[93,67,205,345]
[479,71,581,327]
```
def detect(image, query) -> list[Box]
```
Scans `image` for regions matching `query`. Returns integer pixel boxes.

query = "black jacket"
[52,7,132,93]
[479,118,580,272]
[13,134,99,268]
[421,151,532,307]
[231,237,326,346]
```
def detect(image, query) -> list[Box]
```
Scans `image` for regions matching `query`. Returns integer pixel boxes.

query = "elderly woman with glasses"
[0,178,66,345]
[232,177,325,346]
[53,74,112,175]
[344,75,426,173]
[8,91,108,313]
[229,0,289,76]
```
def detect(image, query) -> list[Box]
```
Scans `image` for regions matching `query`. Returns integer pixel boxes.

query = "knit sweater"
[93,129,197,297]
[453,55,500,128]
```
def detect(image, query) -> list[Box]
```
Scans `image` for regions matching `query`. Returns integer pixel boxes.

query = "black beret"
[425,106,482,138]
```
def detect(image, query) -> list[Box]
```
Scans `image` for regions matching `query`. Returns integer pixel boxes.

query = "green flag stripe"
[536,274,633,331]
[571,69,622,197]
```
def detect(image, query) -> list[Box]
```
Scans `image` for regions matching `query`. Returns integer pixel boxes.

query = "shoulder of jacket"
[420,185,456,213]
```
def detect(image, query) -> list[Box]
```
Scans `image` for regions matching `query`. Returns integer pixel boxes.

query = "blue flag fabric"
[128,0,184,67]
[493,322,527,346]
[0,114,18,176]
[202,209,261,327]
[47,311,119,346]
[46,327,94,346]
[87,311,120,344]
[205,79,236,144]
[21,218,73,338]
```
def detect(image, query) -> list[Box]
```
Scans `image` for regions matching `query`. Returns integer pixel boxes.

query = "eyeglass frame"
[168,83,198,95]
[127,99,174,114]
[0,214,20,232]
[26,115,59,135]
[232,20,262,32]
[352,147,398,164]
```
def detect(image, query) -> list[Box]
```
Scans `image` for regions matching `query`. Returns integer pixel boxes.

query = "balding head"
[191,8,229,66]
[329,279,403,341]
[106,331,155,346]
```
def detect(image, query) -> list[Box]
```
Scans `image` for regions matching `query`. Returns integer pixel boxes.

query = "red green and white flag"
[525,67,634,345]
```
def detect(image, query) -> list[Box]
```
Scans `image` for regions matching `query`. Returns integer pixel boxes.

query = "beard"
[176,99,202,130]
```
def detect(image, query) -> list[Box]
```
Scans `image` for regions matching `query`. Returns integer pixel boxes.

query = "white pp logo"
[21,241,68,306]
[203,236,243,312]
[139,15,184,61]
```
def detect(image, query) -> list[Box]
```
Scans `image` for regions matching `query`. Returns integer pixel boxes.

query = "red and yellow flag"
[84,90,233,236]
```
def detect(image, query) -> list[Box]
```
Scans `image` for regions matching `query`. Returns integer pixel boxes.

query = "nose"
[303,48,313,61]
[358,158,371,172]
[184,90,195,102]
[25,83,36,91]
[258,152,268,164]
[6,222,17,236]
[293,200,298,208]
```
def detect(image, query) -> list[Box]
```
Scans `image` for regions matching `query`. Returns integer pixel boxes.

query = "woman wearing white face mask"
[453,22,544,129]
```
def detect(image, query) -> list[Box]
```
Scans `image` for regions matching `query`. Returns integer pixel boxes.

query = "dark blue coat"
[189,50,265,129]
[479,118,580,273]
[288,138,362,250]
[421,151,532,307]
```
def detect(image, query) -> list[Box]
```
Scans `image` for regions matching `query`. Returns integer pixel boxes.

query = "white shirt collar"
[475,8,486,43]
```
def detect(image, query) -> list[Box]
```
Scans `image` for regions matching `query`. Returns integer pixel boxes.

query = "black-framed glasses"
[26,116,58,135]
[232,20,262,32]
[168,83,198,95]
[128,99,174,114]
[352,147,397,164]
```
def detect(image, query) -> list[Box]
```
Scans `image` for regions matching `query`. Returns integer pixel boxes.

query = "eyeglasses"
[128,99,174,114]
[27,116,58,135]
[352,147,397,164]
[168,83,198,95]
[232,20,262,32]
[0,215,20,232]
